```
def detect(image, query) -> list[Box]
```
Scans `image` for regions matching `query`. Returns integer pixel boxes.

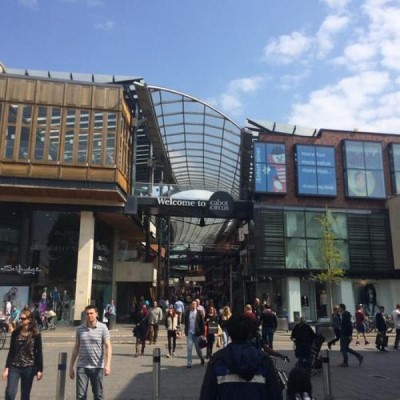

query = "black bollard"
[152,347,161,400]
[322,349,333,400]
[55,352,67,400]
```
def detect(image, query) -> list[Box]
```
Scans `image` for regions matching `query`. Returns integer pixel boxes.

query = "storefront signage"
[155,191,234,218]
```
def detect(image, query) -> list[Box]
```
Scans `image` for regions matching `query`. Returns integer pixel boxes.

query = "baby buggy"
[310,333,325,375]
[42,310,57,330]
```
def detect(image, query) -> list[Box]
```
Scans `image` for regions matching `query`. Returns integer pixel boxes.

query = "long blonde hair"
[221,306,232,320]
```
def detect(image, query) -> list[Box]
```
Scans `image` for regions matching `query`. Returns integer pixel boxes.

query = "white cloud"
[316,14,350,57]
[210,76,264,117]
[278,71,309,91]
[263,32,313,64]
[320,0,352,12]
[18,0,38,8]
[94,20,115,32]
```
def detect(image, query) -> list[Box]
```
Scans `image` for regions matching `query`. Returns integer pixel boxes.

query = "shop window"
[253,142,286,194]
[343,140,385,198]
[295,145,336,196]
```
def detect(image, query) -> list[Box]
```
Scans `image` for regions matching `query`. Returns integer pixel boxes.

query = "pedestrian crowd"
[3,295,400,399]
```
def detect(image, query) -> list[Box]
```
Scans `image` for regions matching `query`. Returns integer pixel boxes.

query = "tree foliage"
[312,208,345,313]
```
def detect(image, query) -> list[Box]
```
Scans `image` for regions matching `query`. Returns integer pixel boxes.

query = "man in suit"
[338,303,363,367]
[184,300,205,368]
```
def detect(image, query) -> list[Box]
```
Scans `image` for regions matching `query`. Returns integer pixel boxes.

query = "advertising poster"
[1,286,29,312]
[296,145,336,196]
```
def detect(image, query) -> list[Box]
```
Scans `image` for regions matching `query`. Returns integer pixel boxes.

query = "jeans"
[167,330,177,355]
[187,332,203,366]
[5,366,35,400]
[262,327,275,348]
[222,329,229,347]
[76,367,104,400]
[340,336,361,364]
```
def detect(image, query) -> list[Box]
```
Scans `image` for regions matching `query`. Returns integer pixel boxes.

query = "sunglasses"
[19,317,28,321]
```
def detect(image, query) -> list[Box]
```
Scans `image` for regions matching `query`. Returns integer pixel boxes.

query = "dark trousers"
[294,343,312,371]
[394,328,400,349]
[167,330,177,354]
[262,327,275,349]
[206,334,215,358]
[328,328,341,347]
[5,365,36,400]
[149,324,159,343]
[340,336,361,364]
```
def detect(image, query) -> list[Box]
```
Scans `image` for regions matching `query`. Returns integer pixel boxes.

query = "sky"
[1,0,400,134]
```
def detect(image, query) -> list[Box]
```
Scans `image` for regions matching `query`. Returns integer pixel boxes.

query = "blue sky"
[1,0,400,133]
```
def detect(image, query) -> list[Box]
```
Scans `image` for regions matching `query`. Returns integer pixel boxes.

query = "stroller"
[41,310,57,330]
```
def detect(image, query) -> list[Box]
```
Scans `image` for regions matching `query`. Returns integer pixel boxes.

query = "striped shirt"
[76,321,110,368]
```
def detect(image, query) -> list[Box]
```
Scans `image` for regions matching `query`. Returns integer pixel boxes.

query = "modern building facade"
[2,63,400,325]
[245,119,400,321]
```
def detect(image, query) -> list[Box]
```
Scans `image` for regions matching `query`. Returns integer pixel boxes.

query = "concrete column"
[286,277,301,322]
[73,211,95,323]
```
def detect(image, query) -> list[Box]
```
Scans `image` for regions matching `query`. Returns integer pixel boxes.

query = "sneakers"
[358,355,364,367]
[201,358,205,365]
[337,363,348,367]
[355,341,360,345]
[187,365,192,369]
[166,354,171,358]
[365,341,370,345]
[172,352,176,357]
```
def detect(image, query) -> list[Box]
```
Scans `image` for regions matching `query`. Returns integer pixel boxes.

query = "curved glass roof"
[148,86,242,199]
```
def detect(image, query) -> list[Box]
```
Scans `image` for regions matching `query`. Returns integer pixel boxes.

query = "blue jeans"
[186,332,203,366]
[76,367,104,400]
[262,327,275,348]
[5,365,35,400]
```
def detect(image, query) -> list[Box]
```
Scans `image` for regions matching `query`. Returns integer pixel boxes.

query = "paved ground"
[1,323,399,399]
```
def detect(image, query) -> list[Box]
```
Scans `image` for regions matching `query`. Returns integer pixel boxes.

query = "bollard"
[322,349,333,400]
[55,352,67,400]
[152,347,161,400]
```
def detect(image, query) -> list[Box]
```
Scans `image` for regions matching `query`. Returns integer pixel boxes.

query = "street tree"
[313,208,345,318]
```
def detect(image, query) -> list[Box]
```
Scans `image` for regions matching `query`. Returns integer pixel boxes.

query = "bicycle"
[0,322,7,350]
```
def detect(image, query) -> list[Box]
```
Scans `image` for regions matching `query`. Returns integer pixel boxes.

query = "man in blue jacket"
[200,315,282,400]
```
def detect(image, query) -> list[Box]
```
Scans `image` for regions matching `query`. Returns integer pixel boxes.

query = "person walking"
[2,309,43,400]
[392,303,400,350]
[327,305,341,350]
[133,305,149,357]
[354,304,369,345]
[104,300,116,329]
[200,315,283,400]
[290,317,315,372]
[205,306,219,359]
[173,297,185,326]
[219,305,232,348]
[338,303,363,367]
[375,305,388,351]
[184,300,205,369]
[165,307,178,358]
[260,304,278,349]
[69,305,112,400]
[148,301,163,345]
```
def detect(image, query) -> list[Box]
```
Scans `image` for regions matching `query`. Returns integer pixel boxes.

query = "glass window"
[92,112,104,165]
[64,110,76,163]
[285,238,307,268]
[253,142,286,193]
[77,110,89,164]
[49,108,61,161]
[389,143,400,195]
[296,145,336,196]
[106,113,116,165]
[34,106,47,161]
[343,140,385,198]
[285,211,305,237]
[305,212,323,238]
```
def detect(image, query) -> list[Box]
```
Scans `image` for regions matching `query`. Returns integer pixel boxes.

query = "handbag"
[199,337,208,349]
[375,333,388,347]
